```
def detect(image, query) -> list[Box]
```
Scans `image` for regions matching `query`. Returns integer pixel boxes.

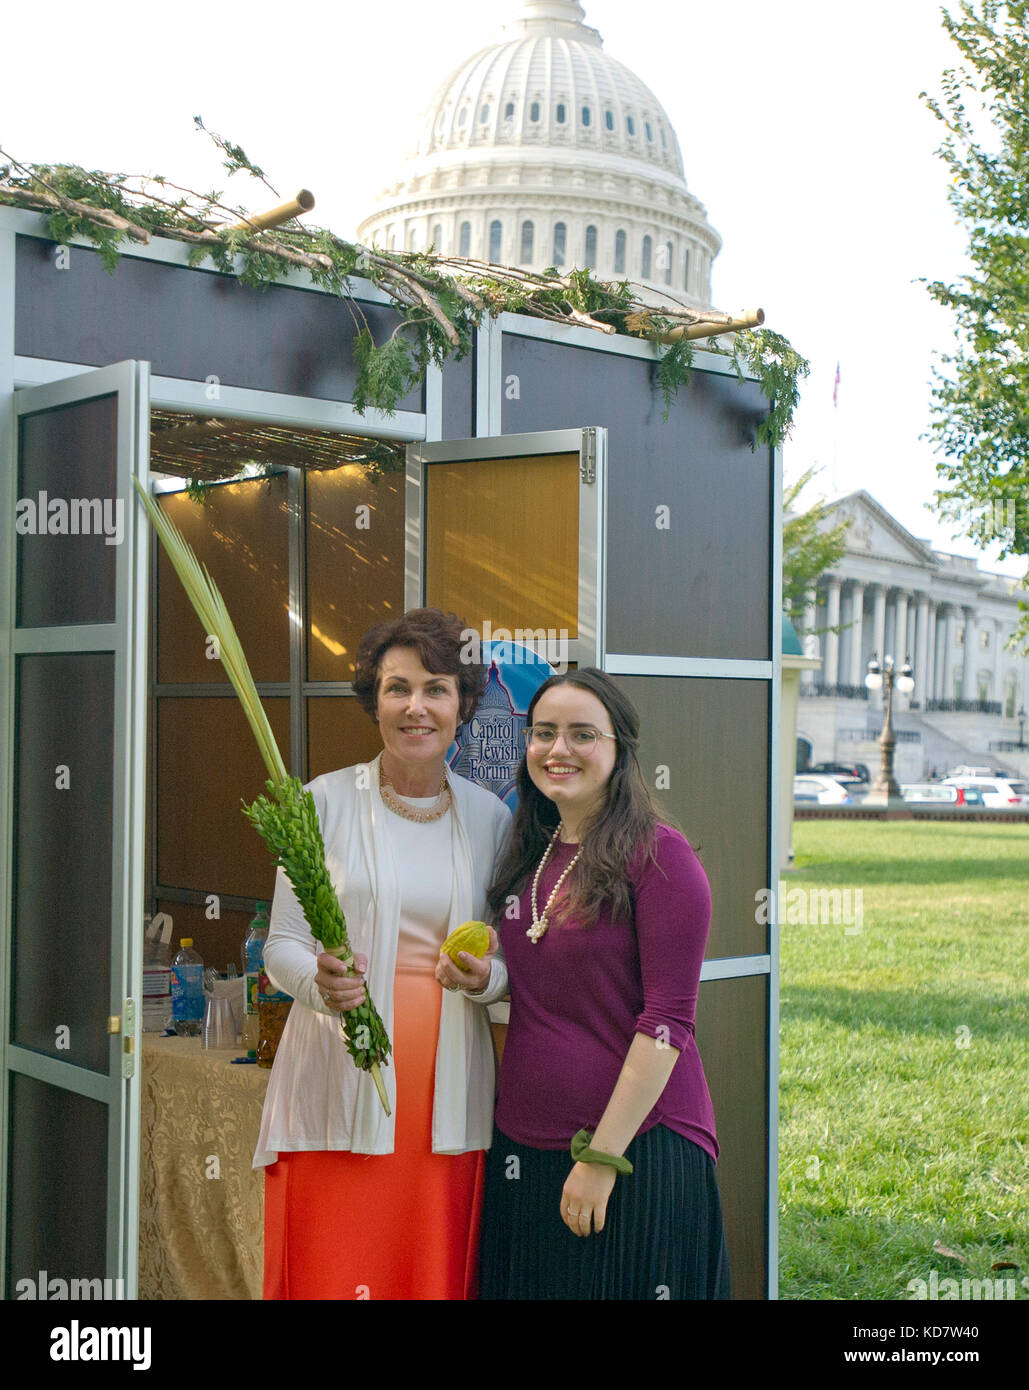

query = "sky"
[4,0,1023,579]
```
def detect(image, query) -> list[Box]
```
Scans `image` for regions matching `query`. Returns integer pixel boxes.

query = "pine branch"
[0,169,151,243]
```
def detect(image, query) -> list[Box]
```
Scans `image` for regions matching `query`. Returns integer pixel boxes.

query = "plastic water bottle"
[241,904,270,1053]
[171,938,205,1037]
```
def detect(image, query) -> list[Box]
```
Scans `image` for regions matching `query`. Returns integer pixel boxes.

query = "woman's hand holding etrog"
[434,926,497,995]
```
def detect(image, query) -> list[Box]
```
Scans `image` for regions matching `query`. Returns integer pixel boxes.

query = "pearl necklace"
[379,761,451,823]
[527,825,582,943]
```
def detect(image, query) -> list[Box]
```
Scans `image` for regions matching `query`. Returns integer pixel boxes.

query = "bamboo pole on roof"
[661,308,766,343]
[224,189,315,234]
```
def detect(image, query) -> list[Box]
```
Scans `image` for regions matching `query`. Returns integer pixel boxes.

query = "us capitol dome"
[355,0,722,308]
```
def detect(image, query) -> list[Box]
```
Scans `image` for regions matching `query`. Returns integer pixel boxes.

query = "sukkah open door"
[406,427,606,668]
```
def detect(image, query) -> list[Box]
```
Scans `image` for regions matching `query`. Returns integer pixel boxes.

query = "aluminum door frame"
[0,359,149,1297]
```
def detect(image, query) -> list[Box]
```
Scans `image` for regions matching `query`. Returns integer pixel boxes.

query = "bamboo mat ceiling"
[149,409,405,480]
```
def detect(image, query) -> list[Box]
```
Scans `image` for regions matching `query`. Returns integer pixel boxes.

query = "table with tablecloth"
[139,1035,268,1300]
[139,1010,511,1300]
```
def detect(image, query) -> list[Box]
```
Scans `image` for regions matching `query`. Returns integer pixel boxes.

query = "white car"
[902,784,985,807]
[941,776,1029,808]
[794,774,853,805]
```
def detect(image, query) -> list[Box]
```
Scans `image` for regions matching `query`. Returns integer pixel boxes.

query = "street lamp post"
[864,653,915,802]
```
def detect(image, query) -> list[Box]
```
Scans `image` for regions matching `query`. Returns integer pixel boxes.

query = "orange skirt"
[263,968,485,1300]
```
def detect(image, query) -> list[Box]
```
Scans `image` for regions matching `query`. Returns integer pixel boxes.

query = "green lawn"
[779,819,1029,1300]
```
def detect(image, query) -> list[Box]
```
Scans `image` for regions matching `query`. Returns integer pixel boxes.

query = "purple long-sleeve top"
[494,824,719,1162]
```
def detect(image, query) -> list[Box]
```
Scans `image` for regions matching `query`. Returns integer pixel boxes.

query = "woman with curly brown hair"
[478,668,730,1300]
[254,609,511,1300]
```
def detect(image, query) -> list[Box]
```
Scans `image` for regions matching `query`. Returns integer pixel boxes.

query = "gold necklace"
[527,825,582,943]
[379,760,451,823]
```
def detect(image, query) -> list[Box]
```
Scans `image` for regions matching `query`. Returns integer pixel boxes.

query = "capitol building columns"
[893,591,910,660]
[846,580,865,687]
[991,616,1004,703]
[960,606,977,703]
[801,589,819,691]
[924,603,935,701]
[824,577,842,687]
[914,593,931,703]
[942,607,958,702]
[870,584,887,669]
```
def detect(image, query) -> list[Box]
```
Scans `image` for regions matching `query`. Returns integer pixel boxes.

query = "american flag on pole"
[833,361,841,408]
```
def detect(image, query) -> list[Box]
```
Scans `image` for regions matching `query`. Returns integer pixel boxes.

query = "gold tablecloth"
[139,1035,269,1300]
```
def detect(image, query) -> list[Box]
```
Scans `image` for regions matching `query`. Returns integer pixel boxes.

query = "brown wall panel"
[696,974,769,1300]
[305,467,405,683]
[156,697,291,899]
[17,396,119,628]
[307,697,383,781]
[611,675,769,958]
[425,453,579,636]
[502,334,772,661]
[158,479,290,684]
[14,235,423,410]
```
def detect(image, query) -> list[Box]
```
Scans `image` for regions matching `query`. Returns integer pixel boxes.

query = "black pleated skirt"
[478,1122,731,1300]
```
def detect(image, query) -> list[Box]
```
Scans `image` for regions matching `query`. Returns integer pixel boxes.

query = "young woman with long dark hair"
[477,669,730,1300]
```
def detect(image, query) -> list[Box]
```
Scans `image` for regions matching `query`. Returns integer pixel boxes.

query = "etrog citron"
[440,920,491,970]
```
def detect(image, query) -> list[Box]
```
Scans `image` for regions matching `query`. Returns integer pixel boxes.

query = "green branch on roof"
[0,127,808,462]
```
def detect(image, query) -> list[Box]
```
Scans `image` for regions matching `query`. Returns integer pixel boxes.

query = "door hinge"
[580,428,597,485]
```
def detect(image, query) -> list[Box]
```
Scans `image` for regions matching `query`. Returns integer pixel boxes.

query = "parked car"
[941,776,1029,807]
[794,774,853,805]
[808,761,871,783]
[901,784,985,807]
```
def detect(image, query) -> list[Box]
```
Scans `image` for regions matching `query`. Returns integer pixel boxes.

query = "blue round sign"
[447,641,556,808]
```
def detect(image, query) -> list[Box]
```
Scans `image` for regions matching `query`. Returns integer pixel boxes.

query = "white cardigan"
[252,753,511,1166]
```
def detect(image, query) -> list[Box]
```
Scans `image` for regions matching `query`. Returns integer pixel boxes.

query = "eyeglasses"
[524,725,617,754]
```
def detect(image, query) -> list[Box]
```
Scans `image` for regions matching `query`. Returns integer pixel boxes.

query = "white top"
[252,753,511,1165]
[385,797,454,969]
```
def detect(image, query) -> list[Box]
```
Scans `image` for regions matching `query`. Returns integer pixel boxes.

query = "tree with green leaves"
[922,0,1029,642]
[782,467,849,639]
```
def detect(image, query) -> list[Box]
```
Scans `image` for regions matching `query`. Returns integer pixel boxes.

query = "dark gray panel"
[502,334,772,660]
[17,396,119,628]
[611,675,769,958]
[6,1072,108,1291]
[442,338,475,439]
[13,653,114,1074]
[696,975,769,1300]
[14,235,423,410]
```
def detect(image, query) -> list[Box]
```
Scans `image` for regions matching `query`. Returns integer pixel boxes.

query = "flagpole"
[830,360,841,495]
